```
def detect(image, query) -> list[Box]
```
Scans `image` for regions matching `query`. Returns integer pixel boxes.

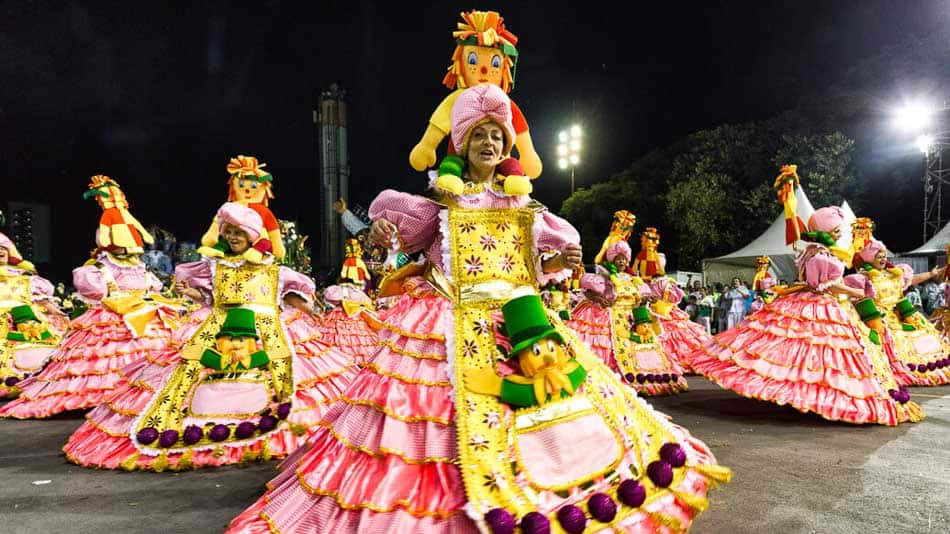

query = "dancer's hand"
[369,219,398,248]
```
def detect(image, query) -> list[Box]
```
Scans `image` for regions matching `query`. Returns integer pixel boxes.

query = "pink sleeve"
[759,276,776,290]
[369,190,442,254]
[843,274,866,290]
[804,254,844,291]
[30,275,55,300]
[535,210,581,286]
[664,283,685,303]
[897,264,914,290]
[322,285,344,306]
[174,260,213,304]
[579,273,613,300]
[72,265,108,301]
[648,277,682,303]
[279,267,316,304]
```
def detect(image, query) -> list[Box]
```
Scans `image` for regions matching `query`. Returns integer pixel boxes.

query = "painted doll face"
[517,337,568,377]
[16,319,42,335]
[829,226,843,242]
[221,224,252,254]
[0,247,8,265]
[635,322,654,340]
[230,176,268,204]
[460,45,505,87]
[215,335,256,365]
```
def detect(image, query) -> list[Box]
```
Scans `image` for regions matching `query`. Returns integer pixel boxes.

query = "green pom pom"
[437,155,465,178]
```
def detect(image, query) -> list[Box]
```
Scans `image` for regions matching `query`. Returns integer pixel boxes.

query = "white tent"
[905,220,950,255]
[702,187,854,285]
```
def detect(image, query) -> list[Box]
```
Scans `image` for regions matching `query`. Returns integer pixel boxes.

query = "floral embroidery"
[473,319,490,337]
[479,234,498,251]
[498,254,515,273]
[469,434,490,451]
[510,235,524,252]
[483,411,501,428]
[462,339,480,359]
[496,221,511,232]
[464,255,484,275]
[460,222,477,233]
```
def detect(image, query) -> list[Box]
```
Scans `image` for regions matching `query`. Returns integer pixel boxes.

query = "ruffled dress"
[566,269,688,395]
[0,266,70,397]
[689,243,923,425]
[845,266,950,386]
[63,256,359,470]
[317,283,379,365]
[228,182,729,534]
[648,278,712,375]
[0,253,179,417]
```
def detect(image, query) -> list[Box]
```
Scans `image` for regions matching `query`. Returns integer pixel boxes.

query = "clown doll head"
[593,210,637,265]
[199,307,270,372]
[631,306,656,344]
[411,10,542,195]
[201,156,285,259]
[83,175,154,256]
[633,227,665,280]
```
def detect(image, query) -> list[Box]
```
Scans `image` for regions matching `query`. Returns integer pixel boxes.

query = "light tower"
[316,83,349,270]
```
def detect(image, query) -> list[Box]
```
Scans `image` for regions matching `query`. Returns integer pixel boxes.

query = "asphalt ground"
[1,377,948,534]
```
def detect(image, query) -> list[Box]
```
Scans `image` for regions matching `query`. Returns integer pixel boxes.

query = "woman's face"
[829,226,842,242]
[466,122,506,173]
[872,249,888,269]
[732,277,741,288]
[614,255,629,271]
[222,224,251,254]
[0,247,8,265]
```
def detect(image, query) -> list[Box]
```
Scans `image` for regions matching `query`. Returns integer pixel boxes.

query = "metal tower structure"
[316,84,349,270]
[922,142,950,242]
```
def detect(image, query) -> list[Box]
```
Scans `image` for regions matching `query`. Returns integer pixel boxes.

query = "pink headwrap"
[217,202,263,242]
[858,239,887,264]
[605,241,632,262]
[451,84,516,156]
[807,206,846,233]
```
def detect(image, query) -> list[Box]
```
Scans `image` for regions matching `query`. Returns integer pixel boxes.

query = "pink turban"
[217,202,263,242]
[858,239,887,264]
[451,84,515,156]
[807,206,846,233]
[605,241,632,262]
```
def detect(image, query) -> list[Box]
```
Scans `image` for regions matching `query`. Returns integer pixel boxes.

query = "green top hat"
[216,308,259,340]
[854,298,883,322]
[632,306,653,326]
[10,305,40,325]
[500,294,563,356]
[894,298,918,319]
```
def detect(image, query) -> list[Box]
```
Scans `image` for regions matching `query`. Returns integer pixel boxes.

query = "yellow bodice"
[866,267,905,310]
[447,206,537,305]
[0,269,32,310]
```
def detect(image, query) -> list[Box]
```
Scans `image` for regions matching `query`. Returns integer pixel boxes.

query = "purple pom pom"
[556,505,586,533]
[4,377,19,387]
[520,511,551,534]
[645,374,656,383]
[136,427,159,445]
[635,374,647,384]
[659,442,687,467]
[647,460,674,487]
[888,389,898,399]
[235,421,257,439]
[907,364,917,372]
[618,479,646,507]
[276,402,292,420]
[258,415,278,433]
[209,424,231,442]
[624,373,636,383]
[588,493,617,523]
[158,429,179,448]
[485,508,516,534]
[671,374,679,382]
[899,391,911,403]
[182,425,203,445]
[661,373,671,383]
[928,362,937,371]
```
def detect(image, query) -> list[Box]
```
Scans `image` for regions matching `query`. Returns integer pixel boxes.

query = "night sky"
[4,0,949,281]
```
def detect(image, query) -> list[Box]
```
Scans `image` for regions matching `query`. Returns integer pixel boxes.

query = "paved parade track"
[1,377,948,534]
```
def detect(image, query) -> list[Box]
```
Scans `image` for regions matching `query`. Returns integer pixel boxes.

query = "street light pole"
[558,125,582,197]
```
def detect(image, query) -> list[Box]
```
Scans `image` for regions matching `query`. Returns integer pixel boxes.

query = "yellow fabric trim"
[378,339,446,361]
[362,362,451,387]
[339,395,452,425]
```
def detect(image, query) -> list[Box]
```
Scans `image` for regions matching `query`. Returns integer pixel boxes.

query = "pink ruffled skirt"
[689,291,923,425]
[316,308,379,365]
[62,309,358,470]
[0,306,176,419]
